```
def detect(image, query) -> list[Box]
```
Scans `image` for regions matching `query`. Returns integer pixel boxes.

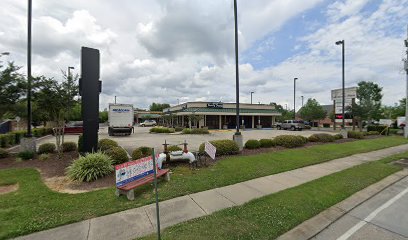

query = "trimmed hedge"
[259,139,275,148]
[308,133,335,143]
[199,139,239,156]
[367,125,388,135]
[62,142,78,152]
[347,131,365,139]
[273,135,308,148]
[182,128,210,134]
[98,139,118,151]
[365,131,380,136]
[388,129,399,135]
[245,139,261,149]
[67,152,114,182]
[175,127,184,132]
[17,151,35,160]
[334,134,343,140]
[105,146,129,165]
[0,128,52,148]
[168,145,182,151]
[38,143,56,154]
[131,146,153,160]
[0,134,14,148]
[150,127,175,133]
[0,148,9,158]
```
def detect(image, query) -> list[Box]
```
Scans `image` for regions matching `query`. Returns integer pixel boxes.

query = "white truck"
[108,104,134,136]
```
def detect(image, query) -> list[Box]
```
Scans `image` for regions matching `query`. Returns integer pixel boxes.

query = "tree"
[349,81,383,131]
[0,61,25,119]
[274,104,293,122]
[298,98,326,122]
[149,102,170,112]
[381,98,406,119]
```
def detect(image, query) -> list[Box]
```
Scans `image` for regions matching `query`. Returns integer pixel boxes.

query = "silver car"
[276,120,305,131]
[140,120,157,127]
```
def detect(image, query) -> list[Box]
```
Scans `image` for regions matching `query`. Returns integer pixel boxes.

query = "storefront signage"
[115,154,159,187]
[207,102,223,108]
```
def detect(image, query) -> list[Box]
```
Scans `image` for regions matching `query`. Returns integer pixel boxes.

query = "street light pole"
[336,40,345,129]
[250,91,254,104]
[234,0,240,134]
[68,66,74,79]
[294,78,298,119]
[26,0,32,137]
[404,25,408,138]
[301,96,304,107]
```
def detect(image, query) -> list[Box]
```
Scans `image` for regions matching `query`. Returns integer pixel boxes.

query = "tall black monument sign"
[80,47,101,153]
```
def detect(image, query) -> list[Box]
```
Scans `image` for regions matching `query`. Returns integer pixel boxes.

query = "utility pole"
[404,25,408,138]
[336,40,346,130]
[250,91,254,104]
[294,78,298,119]
[301,96,304,107]
[27,0,32,137]
[114,96,117,104]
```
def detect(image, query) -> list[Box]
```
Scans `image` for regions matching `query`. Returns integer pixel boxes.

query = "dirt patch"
[0,183,19,195]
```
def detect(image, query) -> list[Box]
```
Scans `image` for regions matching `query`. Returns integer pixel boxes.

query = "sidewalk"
[14,144,408,240]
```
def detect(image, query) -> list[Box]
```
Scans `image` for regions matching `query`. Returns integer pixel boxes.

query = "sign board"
[331,87,357,100]
[204,141,216,160]
[379,119,393,127]
[207,102,223,109]
[115,154,159,187]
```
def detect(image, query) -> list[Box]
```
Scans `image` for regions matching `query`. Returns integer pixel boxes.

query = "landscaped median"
[139,151,408,240]
[0,136,407,239]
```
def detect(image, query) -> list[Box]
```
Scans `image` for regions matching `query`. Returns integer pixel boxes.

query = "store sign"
[331,87,357,99]
[331,87,357,115]
[115,154,159,187]
[207,102,223,108]
[204,141,216,160]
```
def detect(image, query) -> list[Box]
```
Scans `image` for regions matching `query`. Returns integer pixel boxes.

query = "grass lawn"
[139,152,408,240]
[0,136,407,239]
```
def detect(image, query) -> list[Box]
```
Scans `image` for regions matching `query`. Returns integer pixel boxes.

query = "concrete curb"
[277,169,408,240]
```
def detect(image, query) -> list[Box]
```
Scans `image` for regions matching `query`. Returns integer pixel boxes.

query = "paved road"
[313,176,408,240]
[35,126,336,153]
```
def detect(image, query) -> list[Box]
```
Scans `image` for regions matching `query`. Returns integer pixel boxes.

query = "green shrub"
[138,146,153,156]
[0,148,9,158]
[78,134,84,152]
[175,127,184,132]
[182,128,209,134]
[199,139,239,156]
[347,131,365,139]
[308,133,335,143]
[17,151,35,160]
[334,134,343,140]
[98,139,118,151]
[259,139,275,148]
[273,135,308,148]
[38,143,56,154]
[67,152,114,182]
[388,129,399,135]
[105,146,129,165]
[150,127,175,133]
[62,142,78,152]
[12,130,26,144]
[39,154,50,161]
[131,149,143,160]
[32,128,44,137]
[245,139,261,149]
[367,125,388,135]
[168,145,182,151]
[323,123,330,128]
[43,127,53,135]
[366,131,380,136]
[0,133,15,148]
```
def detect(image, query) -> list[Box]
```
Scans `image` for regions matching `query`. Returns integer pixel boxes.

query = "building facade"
[163,102,281,129]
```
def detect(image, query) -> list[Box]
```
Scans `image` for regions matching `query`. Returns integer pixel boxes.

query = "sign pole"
[152,150,161,240]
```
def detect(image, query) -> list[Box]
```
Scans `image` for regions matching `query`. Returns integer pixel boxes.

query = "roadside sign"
[115,154,159,187]
[204,141,216,160]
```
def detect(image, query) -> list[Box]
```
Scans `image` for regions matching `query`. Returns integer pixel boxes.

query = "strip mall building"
[163,102,281,129]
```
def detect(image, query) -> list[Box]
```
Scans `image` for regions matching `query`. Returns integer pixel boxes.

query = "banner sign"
[204,141,217,160]
[115,154,159,187]
[207,102,223,109]
[331,87,357,100]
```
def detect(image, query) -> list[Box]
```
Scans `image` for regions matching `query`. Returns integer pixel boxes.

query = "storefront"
[163,102,281,129]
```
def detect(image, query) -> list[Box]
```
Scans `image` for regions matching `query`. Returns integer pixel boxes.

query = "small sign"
[115,154,159,187]
[207,102,223,109]
[204,141,216,160]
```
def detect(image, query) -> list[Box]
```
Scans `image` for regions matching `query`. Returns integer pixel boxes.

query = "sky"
[0,0,407,111]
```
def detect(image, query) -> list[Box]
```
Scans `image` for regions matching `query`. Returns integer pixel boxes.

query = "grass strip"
[140,151,408,240]
[0,136,407,239]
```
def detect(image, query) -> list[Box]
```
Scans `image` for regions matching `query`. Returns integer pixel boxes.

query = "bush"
[259,139,275,148]
[78,134,84,152]
[334,134,343,140]
[62,142,78,152]
[138,146,153,156]
[182,128,209,134]
[131,146,152,160]
[38,143,56,154]
[32,128,45,137]
[245,139,261,149]
[366,131,380,136]
[199,139,239,156]
[131,149,143,160]
[388,129,399,135]
[308,133,335,143]
[150,127,175,133]
[18,151,35,160]
[105,146,129,165]
[67,152,114,182]
[0,148,9,158]
[347,131,365,139]
[39,153,50,161]
[175,127,184,132]
[273,135,308,148]
[98,139,118,151]
[323,123,330,128]
[168,145,182,151]
[12,130,26,144]
[367,125,388,135]
[0,133,15,148]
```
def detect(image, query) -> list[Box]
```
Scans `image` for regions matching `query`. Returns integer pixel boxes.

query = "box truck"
[108,104,134,136]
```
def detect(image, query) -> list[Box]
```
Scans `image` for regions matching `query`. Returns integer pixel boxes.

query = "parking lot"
[37,126,336,153]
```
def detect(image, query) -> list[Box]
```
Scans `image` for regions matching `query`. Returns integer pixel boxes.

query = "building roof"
[173,107,279,114]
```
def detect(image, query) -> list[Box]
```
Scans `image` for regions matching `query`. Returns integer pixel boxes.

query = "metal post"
[301,96,304,107]
[234,0,240,134]
[152,150,161,240]
[342,41,345,129]
[404,25,408,138]
[26,0,32,137]
[294,78,298,119]
[250,91,254,104]
[114,96,117,104]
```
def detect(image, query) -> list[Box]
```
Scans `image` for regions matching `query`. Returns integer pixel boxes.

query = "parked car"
[64,121,83,134]
[276,120,305,131]
[140,120,157,127]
